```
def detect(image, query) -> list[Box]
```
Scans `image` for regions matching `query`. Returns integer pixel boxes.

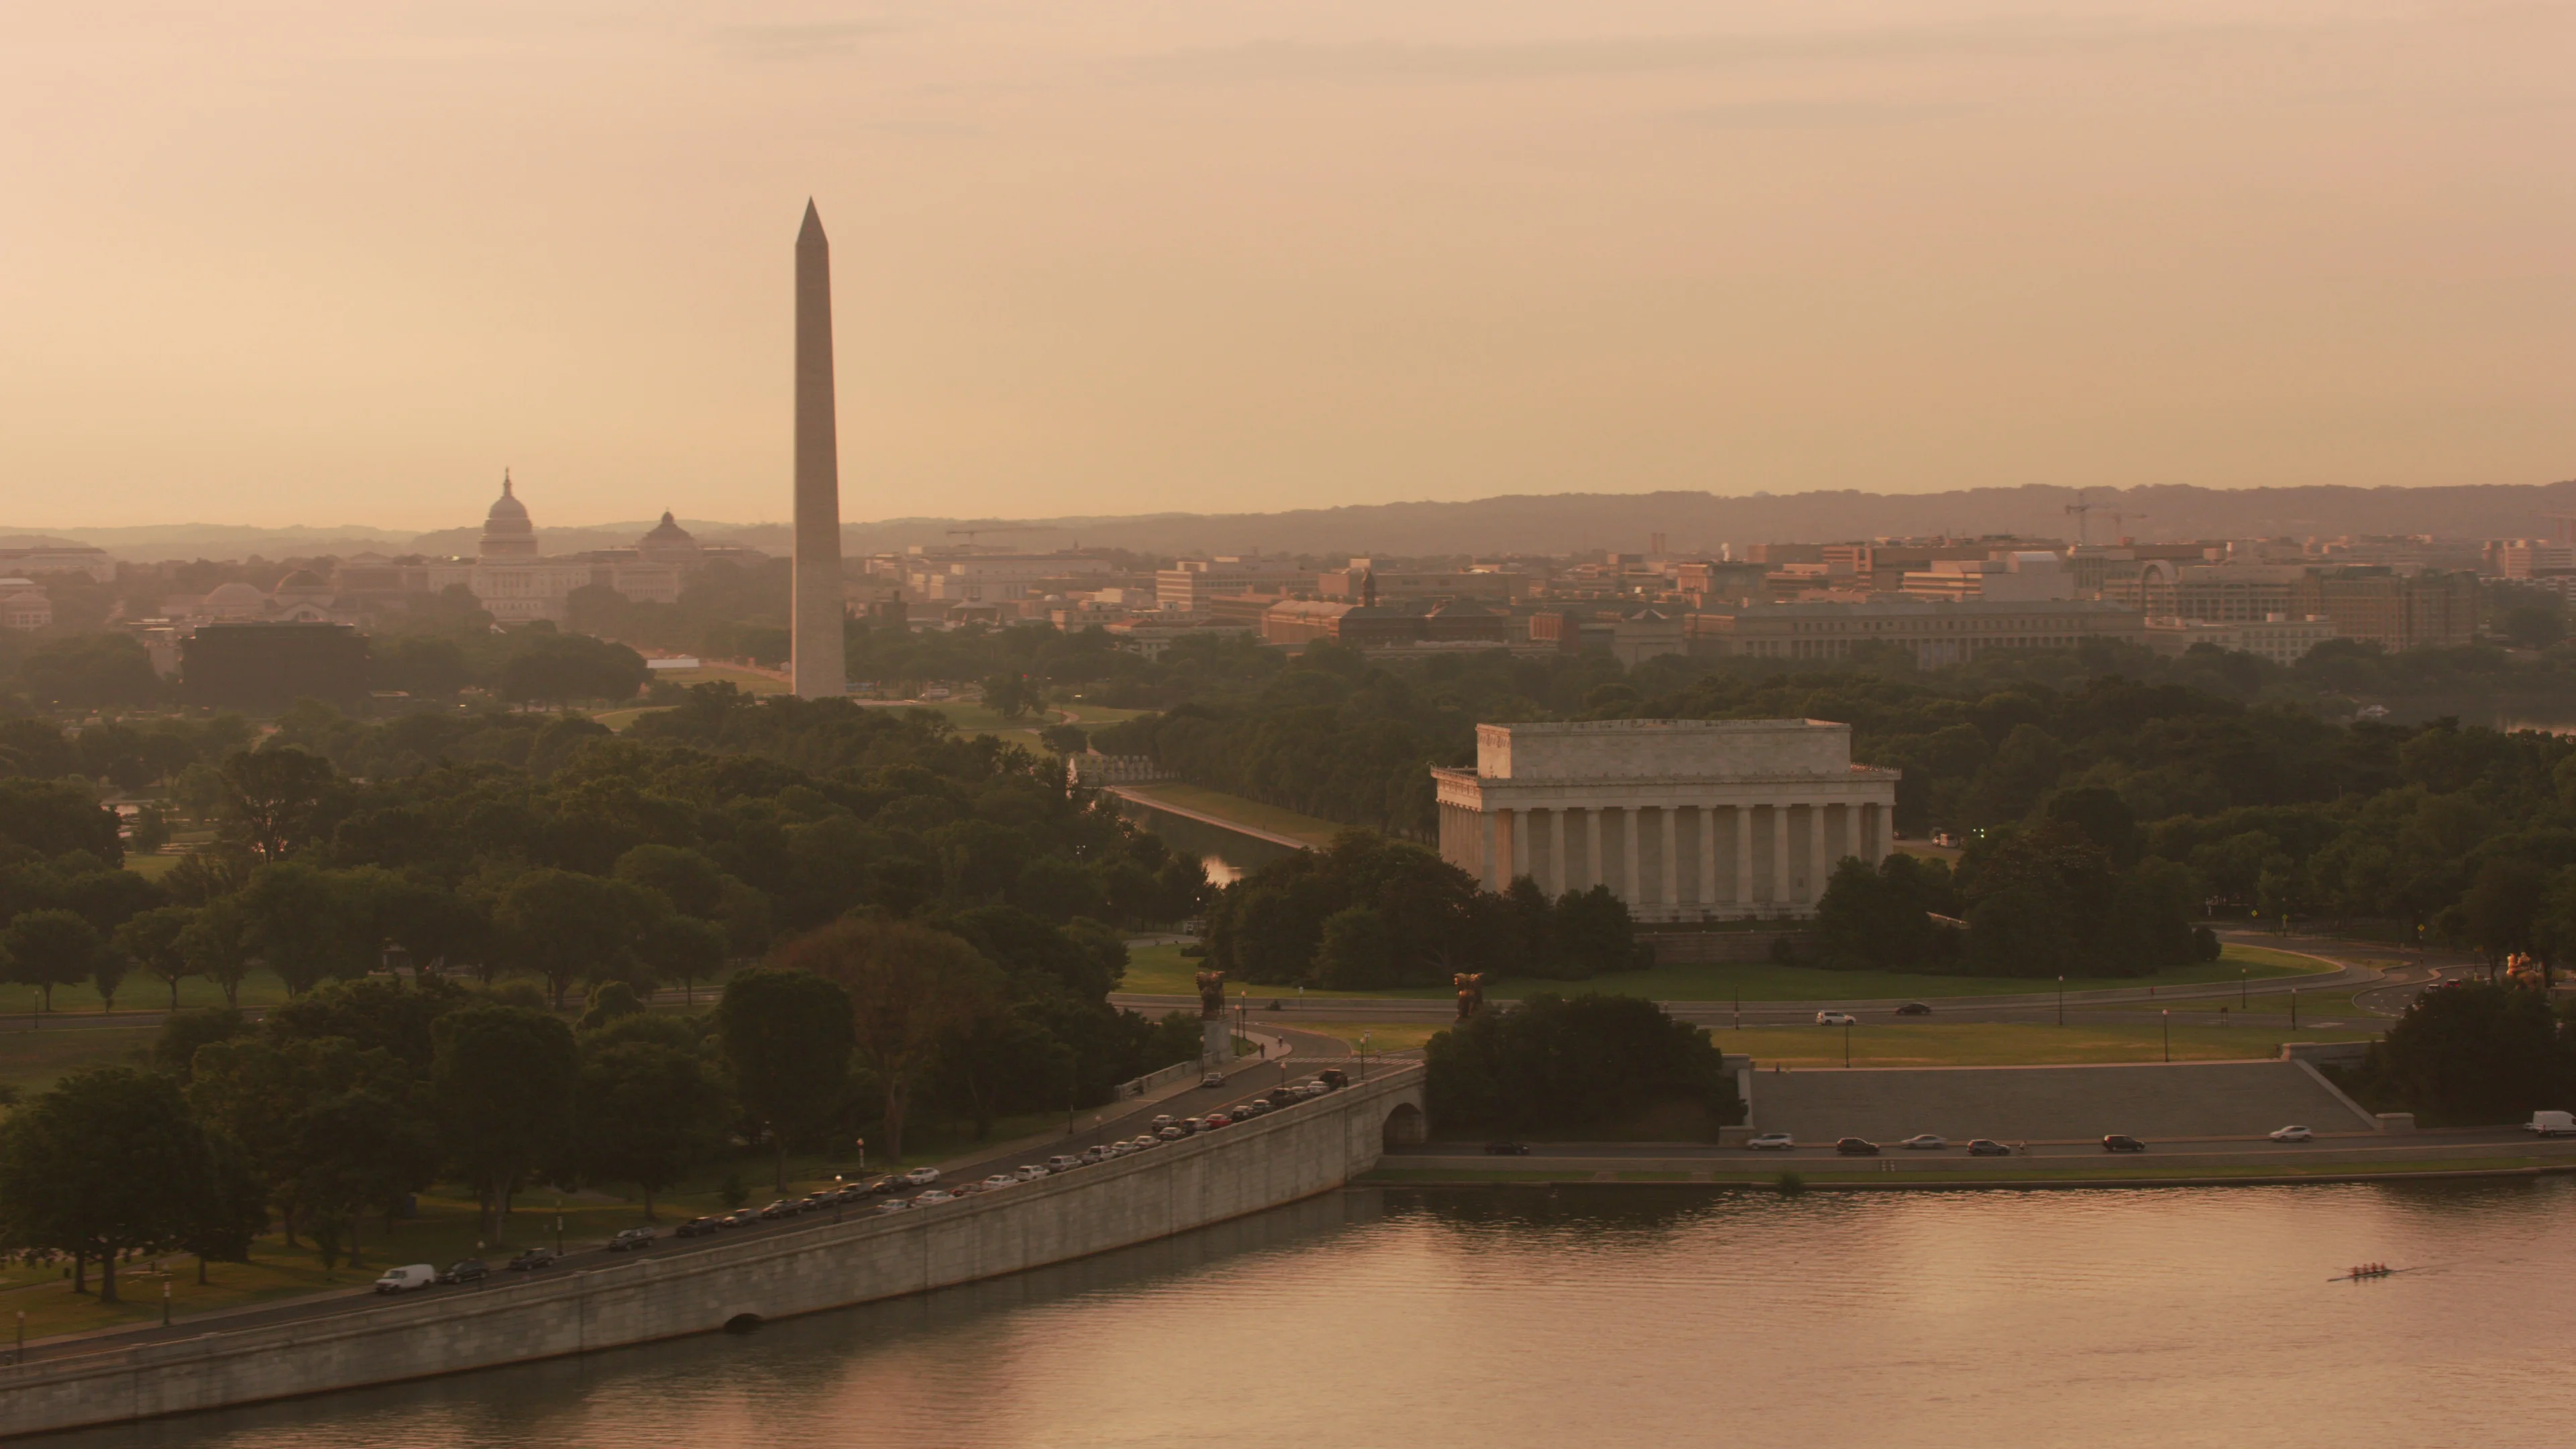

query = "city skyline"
[5,0,2571,530]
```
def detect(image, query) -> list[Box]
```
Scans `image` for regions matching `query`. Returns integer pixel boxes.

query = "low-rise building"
[1687,599,2145,666]
[0,579,51,631]
[1430,719,1898,920]
[1900,551,2075,603]
[2143,615,2337,665]
[2292,568,2481,651]
[1316,563,1521,604]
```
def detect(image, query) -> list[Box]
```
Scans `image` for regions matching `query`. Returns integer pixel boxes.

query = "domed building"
[479,474,539,559]
[635,511,702,570]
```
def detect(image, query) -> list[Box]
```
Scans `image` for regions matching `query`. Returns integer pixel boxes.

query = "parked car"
[1966,1139,2012,1157]
[1816,1011,1858,1026]
[435,1259,488,1285]
[1894,1002,1932,1016]
[1318,1069,1348,1089]
[903,1166,941,1186]
[1899,1134,1947,1150]
[1046,1154,1082,1173]
[373,1263,438,1294]
[607,1227,657,1252]
[1835,1137,1880,1155]
[2269,1125,2315,1143]
[1483,1141,1532,1156]
[506,1247,559,1272]
[1202,1072,1227,1089]
[759,1199,800,1220]
[1746,1132,1794,1150]
[2102,1134,2147,1152]
[721,1208,761,1229]
[914,1189,956,1205]
[675,1216,724,1238]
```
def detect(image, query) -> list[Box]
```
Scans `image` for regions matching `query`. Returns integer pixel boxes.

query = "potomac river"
[40,1177,2576,1449]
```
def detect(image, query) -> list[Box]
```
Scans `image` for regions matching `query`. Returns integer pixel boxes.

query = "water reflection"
[1109,798,1301,886]
[56,1180,2576,1449]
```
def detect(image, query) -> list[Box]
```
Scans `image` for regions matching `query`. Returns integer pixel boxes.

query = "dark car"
[675,1216,724,1238]
[2102,1134,2147,1153]
[758,1199,800,1220]
[1966,1139,2012,1157]
[506,1247,558,1272]
[606,1227,657,1252]
[1483,1141,1532,1156]
[1266,1086,1302,1107]
[721,1208,761,1229]
[1894,1002,1932,1016]
[1318,1069,1348,1089]
[435,1258,488,1285]
[1835,1137,1880,1156]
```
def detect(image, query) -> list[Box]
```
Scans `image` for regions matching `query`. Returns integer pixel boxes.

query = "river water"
[56,1180,2576,1449]
[1112,797,1301,886]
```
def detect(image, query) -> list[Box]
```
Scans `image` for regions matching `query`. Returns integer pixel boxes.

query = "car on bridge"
[979,1174,1019,1191]
[903,1166,941,1186]
[758,1199,800,1220]
[720,1208,761,1229]
[506,1247,559,1272]
[1046,1154,1082,1173]
[607,1227,657,1252]
[1201,1072,1227,1089]
[372,1264,437,1294]
[1746,1132,1794,1150]
[675,1216,724,1238]
[914,1189,956,1205]
[435,1259,488,1285]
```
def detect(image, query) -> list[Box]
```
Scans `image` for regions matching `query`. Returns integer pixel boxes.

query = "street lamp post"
[2240,969,2247,1008]
[2290,987,2298,1029]
[2057,975,2065,1026]
[1843,1020,1852,1069]
[1360,1030,1371,1083]
[2161,1008,2170,1063]
[162,1279,172,1326]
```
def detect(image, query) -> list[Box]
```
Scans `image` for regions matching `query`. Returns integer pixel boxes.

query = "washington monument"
[791,199,847,698]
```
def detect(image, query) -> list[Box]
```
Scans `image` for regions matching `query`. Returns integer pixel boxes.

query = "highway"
[13,1024,1363,1367]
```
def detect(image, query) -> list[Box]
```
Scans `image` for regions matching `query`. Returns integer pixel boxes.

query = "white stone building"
[1430,719,1899,921]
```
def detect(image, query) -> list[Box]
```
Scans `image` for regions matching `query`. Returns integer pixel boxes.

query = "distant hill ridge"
[15,481,2576,561]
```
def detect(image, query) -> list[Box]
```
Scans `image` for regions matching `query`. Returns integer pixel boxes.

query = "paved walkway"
[1743,1059,2378,1142]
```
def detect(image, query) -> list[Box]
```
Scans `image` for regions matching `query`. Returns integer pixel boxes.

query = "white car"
[1746,1132,1794,1151]
[873,1197,913,1214]
[2269,1125,2314,1142]
[902,1166,941,1186]
[1015,1165,1049,1181]
[1046,1154,1082,1172]
[1900,1134,1947,1150]
[980,1174,1018,1191]
[1201,1072,1226,1089]
[913,1189,956,1205]
[1816,1011,1858,1026]
[372,1263,437,1294]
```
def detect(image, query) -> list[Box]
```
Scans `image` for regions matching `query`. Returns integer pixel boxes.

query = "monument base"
[1202,1017,1234,1067]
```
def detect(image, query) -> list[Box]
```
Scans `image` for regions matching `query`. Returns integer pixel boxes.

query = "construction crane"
[2063,494,2098,546]
[943,524,1063,546]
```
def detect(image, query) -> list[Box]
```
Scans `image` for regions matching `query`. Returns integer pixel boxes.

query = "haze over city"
[8,0,2573,530]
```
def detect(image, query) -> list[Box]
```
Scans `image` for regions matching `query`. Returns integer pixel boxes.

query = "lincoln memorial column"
[1809,803,1831,906]
[1480,810,1501,892]
[1550,810,1568,895]
[1733,806,1753,907]
[1585,808,1604,890]
[1622,808,1642,904]
[1770,804,1788,908]
[1509,808,1530,882]
[1699,806,1719,910]
[1661,807,1680,908]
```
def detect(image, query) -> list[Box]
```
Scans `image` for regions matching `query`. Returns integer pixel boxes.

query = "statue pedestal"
[1202,1017,1234,1067]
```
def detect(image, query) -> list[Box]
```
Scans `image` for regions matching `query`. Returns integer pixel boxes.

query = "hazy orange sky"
[3,1,2570,531]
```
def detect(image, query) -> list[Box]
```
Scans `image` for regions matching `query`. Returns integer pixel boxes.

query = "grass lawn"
[1702,1016,2377,1067]
[0,968,294,1022]
[1116,784,1344,849]
[123,853,184,881]
[657,665,788,694]
[1123,943,2336,1004]
[0,1026,156,1097]
[1287,1021,1444,1053]
[592,705,674,732]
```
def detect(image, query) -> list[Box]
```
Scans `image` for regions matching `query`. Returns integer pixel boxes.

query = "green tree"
[2,909,105,1011]
[218,747,337,861]
[178,896,255,1006]
[1313,905,1392,989]
[1424,993,1741,1138]
[116,904,199,1009]
[429,1004,580,1240]
[0,777,123,861]
[637,915,728,1006]
[239,862,369,995]
[714,966,857,1187]
[497,869,666,1008]
[0,1069,208,1301]
[784,920,1002,1165]
[2358,981,2575,1124]
[576,1040,729,1219]
[153,1006,247,1080]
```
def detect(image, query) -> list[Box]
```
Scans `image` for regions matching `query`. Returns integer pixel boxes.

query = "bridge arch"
[1381,1100,1427,1148]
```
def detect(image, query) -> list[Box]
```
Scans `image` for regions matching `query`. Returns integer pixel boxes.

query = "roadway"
[13,1024,1362,1367]
[1386,1127,2576,1174]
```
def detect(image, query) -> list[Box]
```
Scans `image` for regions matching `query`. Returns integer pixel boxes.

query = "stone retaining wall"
[0,1069,1425,1440]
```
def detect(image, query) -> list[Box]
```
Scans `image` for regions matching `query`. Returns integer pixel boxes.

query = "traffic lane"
[1394,1128,2573,1165]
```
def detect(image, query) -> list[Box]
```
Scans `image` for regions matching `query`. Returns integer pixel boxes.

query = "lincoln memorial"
[1430,719,1900,921]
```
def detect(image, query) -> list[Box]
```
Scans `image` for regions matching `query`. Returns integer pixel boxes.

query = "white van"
[373,1263,438,1294]
[2526,1111,2576,1137]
